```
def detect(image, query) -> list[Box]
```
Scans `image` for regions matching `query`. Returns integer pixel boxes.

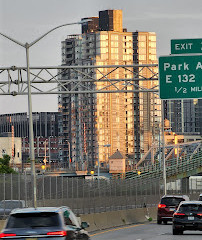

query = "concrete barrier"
[80,206,157,232]
[0,207,157,232]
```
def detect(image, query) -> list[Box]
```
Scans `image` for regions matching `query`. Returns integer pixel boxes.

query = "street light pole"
[161,99,167,195]
[0,19,89,208]
[25,43,37,207]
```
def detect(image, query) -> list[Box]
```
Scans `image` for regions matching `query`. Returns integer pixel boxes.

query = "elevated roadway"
[114,141,202,183]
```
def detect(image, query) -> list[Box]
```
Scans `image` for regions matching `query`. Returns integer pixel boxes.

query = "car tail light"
[47,231,67,236]
[0,233,16,238]
[173,212,185,216]
[158,204,166,208]
[197,213,202,216]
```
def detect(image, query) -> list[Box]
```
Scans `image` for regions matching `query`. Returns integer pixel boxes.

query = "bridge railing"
[113,149,202,181]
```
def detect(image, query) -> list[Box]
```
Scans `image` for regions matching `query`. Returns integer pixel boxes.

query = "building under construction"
[58,9,161,169]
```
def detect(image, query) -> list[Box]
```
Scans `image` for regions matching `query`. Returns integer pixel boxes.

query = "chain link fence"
[0,173,202,219]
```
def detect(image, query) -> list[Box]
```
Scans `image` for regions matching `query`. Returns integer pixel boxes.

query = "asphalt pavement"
[90,222,202,240]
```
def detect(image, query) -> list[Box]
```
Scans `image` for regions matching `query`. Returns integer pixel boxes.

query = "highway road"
[90,222,202,240]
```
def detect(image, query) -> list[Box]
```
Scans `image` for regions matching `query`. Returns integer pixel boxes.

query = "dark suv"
[157,195,189,224]
[0,206,90,239]
[173,201,202,235]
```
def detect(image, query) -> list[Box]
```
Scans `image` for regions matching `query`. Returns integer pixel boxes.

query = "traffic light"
[137,170,141,175]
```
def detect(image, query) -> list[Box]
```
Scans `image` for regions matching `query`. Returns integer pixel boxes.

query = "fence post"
[56,176,58,200]
[76,178,79,214]
[11,173,13,200]
[18,173,21,201]
[135,181,138,208]
[66,177,68,200]
[49,176,51,200]
[72,178,74,211]
[3,173,6,202]
[61,176,64,203]
[82,178,85,214]
[24,172,27,207]
[42,173,45,207]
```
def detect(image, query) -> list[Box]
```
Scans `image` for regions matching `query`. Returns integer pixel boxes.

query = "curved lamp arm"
[0,32,25,47]
[0,19,91,48]
[29,20,89,47]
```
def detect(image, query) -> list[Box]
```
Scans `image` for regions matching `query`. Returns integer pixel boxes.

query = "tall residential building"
[164,99,202,135]
[59,9,161,168]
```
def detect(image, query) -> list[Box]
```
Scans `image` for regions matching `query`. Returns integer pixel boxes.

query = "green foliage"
[0,155,15,173]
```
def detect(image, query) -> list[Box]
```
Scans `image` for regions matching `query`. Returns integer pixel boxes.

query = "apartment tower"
[59,10,161,168]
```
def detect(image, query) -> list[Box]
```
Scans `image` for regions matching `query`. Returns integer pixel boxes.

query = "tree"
[0,155,15,173]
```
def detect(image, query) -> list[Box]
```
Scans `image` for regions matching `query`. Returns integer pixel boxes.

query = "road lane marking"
[90,223,145,237]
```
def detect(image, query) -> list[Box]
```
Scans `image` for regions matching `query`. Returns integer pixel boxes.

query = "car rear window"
[6,212,60,228]
[161,197,185,206]
[179,204,202,213]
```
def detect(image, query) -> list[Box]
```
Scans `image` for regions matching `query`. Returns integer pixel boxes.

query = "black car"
[0,206,90,239]
[173,201,202,235]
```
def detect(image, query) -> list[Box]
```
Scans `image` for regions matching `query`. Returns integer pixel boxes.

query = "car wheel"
[172,226,179,235]
[179,230,183,235]
[157,220,162,224]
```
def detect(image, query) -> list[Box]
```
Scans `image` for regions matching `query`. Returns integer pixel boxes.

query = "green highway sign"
[171,38,202,54]
[159,54,202,99]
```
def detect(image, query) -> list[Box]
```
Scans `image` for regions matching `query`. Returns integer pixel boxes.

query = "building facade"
[0,134,22,165]
[59,9,161,168]
[164,99,202,135]
[0,112,59,163]
[0,112,59,138]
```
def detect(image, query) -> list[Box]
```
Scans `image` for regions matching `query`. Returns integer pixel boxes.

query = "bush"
[0,155,15,173]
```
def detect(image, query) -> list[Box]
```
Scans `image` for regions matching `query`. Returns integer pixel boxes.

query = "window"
[111,48,118,53]
[149,42,156,48]
[138,48,146,54]
[63,210,73,225]
[139,55,146,60]
[150,55,156,60]
[100,34,108,41]
[111,41,118,47]
[139,35,146,41]
[139,42,146,47]
[179,204,202,213]
[111,54,119,60]
[149,35,156,41]
[111,35,118,41]
[100,41,108,47]
[161,197,185,206]
[7,212,60,228]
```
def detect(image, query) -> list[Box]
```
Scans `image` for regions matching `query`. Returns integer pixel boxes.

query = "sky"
[0,0,202,114]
